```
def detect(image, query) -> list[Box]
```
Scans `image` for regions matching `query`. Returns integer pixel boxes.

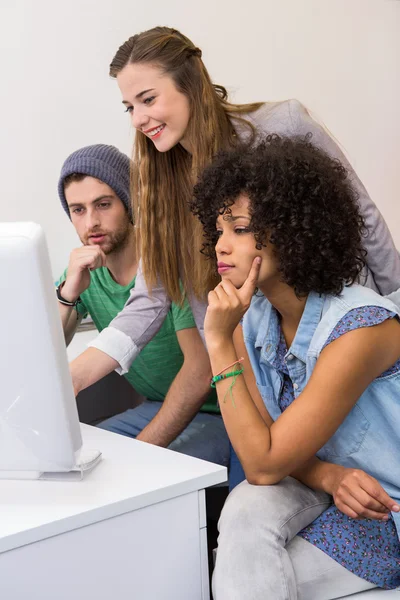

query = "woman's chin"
[152,132,182,153]
[152,140,171,153]
[221,273,245,289]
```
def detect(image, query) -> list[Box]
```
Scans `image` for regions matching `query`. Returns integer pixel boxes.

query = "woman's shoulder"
[331,284,400,314]
[309,285,400,354]
[241,99,308,138]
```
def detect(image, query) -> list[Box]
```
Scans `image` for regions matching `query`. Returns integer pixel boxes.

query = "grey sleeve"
[286,99,400,295]
[88,259,171,373]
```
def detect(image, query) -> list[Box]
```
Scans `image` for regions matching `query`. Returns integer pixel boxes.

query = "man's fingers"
[99,248,107,267]
[88,245,106,269]
[83,247,105,271]
[71,246,105,270]
[239,257,261,302]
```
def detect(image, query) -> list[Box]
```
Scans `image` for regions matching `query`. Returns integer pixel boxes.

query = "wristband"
[211,368,244,388]
[56,281,81,307]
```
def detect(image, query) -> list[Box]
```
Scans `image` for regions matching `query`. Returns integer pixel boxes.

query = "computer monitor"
[0,222,83,478]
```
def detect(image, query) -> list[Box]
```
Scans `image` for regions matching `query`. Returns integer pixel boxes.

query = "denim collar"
[255,292,326,365]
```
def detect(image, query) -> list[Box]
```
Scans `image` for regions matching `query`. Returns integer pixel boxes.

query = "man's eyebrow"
[67,195,114,209]
[121,88,156,104]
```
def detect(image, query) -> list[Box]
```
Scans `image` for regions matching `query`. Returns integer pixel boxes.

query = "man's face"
[65,176,132,254]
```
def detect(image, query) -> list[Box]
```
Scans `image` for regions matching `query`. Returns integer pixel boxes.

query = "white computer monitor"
[0,222,83,478]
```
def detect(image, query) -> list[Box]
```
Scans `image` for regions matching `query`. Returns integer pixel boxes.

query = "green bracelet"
[211,368,244,388]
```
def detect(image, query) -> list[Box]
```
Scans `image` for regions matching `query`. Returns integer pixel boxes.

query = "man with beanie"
[56,144,229,466]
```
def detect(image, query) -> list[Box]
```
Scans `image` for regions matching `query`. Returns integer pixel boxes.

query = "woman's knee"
[219,478,290,533]
[218,477,331,537]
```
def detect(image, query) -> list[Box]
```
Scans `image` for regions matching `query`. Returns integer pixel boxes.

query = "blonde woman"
[70,27,400,453]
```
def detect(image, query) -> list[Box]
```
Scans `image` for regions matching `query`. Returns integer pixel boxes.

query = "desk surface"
[0,424,227,553]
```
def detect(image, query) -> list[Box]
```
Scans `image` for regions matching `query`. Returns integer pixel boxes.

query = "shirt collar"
[254,291,325,364]
[289,292,325,363]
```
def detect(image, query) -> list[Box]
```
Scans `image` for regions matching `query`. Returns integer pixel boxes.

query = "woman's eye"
[143,96,155,105]
[98,202,110,209]
[124,106,133,114]
[72,208,83,214]
[216,230,223,237]
[235,227,250,234]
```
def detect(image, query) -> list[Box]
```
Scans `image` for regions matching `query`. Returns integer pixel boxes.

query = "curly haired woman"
[191,135,400,599]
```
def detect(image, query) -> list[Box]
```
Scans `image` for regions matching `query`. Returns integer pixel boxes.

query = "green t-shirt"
[59,267,219,413]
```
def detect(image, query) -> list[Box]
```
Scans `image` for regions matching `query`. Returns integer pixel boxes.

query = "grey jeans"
[212,477,377,600]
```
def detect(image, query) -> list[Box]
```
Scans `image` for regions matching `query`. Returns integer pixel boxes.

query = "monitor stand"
[0,448,102,481]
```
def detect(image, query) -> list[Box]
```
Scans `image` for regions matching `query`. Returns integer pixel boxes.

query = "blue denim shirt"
[242,284,400,539]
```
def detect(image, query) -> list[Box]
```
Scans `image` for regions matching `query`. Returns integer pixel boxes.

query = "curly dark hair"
[190,134,368,296]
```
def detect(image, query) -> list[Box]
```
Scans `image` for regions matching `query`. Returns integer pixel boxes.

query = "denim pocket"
[317,404,370,460]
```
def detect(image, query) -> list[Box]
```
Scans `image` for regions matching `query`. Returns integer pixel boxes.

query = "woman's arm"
[205,265,400,486]
[234,323,397,519]
[287,99,400,295]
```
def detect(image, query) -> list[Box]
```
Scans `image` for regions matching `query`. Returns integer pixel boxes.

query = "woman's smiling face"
[117,63,191,153]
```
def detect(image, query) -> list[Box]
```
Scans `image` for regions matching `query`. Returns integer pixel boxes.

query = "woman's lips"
[144,124,166,139]
[218,264,234,274]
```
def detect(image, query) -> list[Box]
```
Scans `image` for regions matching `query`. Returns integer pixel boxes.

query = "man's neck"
[106,231,138,286]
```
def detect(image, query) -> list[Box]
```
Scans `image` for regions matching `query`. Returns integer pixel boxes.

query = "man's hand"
[329,466,399,520]
[62,246,106,302]
[205,257,261,345]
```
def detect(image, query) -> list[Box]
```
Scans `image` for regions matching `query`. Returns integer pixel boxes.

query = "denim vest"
[242,284,400,539]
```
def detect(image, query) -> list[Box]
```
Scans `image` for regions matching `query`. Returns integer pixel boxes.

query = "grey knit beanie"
[58,144,132,218]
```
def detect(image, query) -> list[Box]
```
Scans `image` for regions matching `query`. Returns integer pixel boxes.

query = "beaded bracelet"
[211,367,244,407]
[211,368,244,388]
[213,357,244,378]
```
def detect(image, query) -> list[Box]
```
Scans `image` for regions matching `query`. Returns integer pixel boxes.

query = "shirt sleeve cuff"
[87,326,139,375]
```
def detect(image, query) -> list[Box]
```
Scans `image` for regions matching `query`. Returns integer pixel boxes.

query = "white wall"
[0,0,399,277]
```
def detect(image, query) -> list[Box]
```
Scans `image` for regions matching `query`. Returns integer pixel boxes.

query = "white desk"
[0,424,227,600]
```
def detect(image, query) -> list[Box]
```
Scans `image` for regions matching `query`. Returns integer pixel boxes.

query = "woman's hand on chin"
[205,257,261,349]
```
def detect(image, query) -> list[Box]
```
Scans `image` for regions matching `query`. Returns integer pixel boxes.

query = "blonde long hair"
[110,26,264,302]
